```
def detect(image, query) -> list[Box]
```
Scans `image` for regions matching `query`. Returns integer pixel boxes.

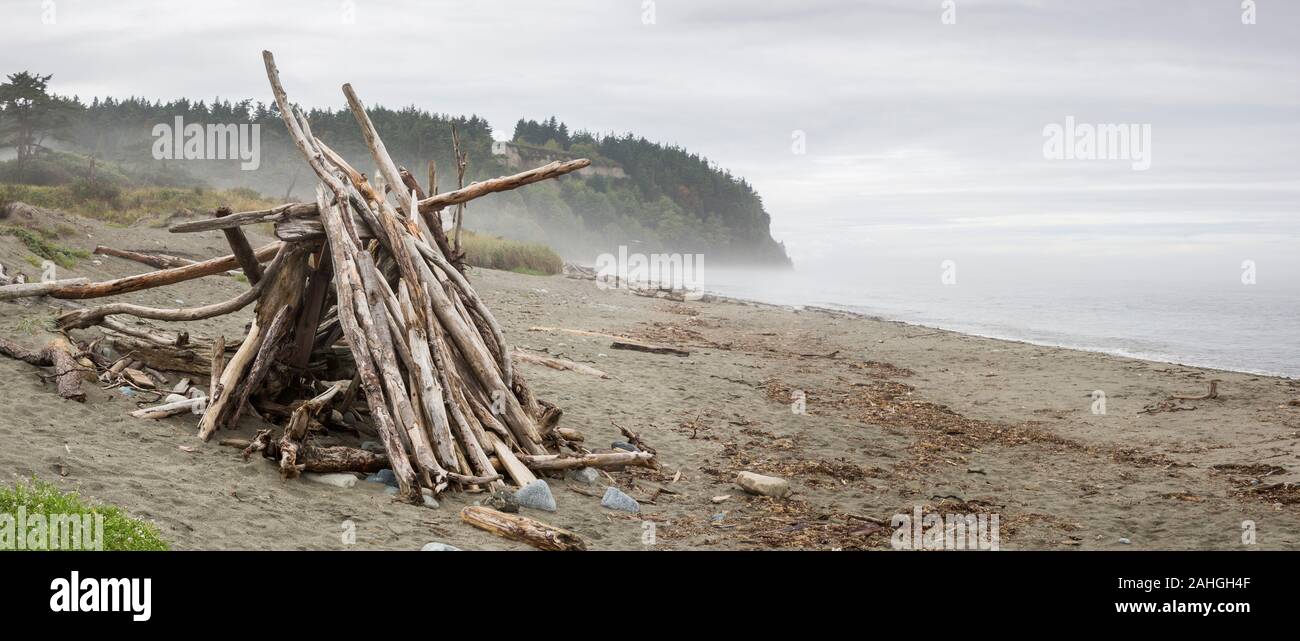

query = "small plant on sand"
[0,479,169,551]
[1,224,90,268]
[13,315,55,335]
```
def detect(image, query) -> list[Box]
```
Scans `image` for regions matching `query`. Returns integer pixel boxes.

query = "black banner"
[0,551,1289,629]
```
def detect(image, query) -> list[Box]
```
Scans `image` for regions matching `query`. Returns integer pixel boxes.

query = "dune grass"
[460,230,562,276]
[0,479,169,551]
[0,182,278,227]
[0,224,90,268]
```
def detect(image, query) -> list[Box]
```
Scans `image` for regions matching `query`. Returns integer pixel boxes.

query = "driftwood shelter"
[0,53,656,534]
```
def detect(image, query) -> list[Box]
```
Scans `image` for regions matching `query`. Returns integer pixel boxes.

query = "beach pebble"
[366,468,398,487]
[360,440,384,454]
[710,512,726,522]
[736,471,792,498]
[1119,537,1132,545]
[421,542,461,551]
[611,441,639,453]
[119,387,135,397]
[304,472,358,489]
[514,479,557,512]
[566,467,600,484]
[422,493,440,509]
[711,495,732,504]
[601,486,640,513]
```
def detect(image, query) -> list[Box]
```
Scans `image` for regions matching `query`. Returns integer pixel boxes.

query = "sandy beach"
[2,208,1298,551]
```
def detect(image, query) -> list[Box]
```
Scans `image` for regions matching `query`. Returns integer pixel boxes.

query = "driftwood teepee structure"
[2,52,655,505]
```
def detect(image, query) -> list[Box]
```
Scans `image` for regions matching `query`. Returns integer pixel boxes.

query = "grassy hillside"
[460,230,563,276]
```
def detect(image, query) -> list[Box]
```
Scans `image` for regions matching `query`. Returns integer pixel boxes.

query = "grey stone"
[1119,537,1132,545]
[601,486,640,513]
[736,471,792,498]
[365,468,397,487]
[611,441,639,452]
[421,542,461,551]
[360,440,384,454]
[566,467,600,484]
[514,479,557,512]
[422,493,440,509]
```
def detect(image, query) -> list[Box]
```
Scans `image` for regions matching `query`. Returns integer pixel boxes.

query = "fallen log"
[610,340,690,357]
[459,505,586,551]
[99,334,214,376]
[0,278,91,301]
[293,444,388,474]
[129,396,205,419]
[0,336,88,401]
[93,246,196,270]
[512,349,609,378]
[527,326,688,355]
[517,450,657,471]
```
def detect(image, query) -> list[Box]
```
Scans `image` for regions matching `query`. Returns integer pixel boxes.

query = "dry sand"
[3,207,1299,550]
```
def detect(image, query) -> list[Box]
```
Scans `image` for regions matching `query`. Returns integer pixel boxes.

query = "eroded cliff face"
[492,141,626,179]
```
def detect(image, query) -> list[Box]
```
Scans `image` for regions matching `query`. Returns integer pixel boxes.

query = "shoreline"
[697,288,1299,381]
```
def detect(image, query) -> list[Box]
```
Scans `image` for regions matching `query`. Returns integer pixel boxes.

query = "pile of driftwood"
[0,52,656,511]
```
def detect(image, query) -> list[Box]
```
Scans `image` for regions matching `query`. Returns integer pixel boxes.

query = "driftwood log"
[0,278,91,301]
[0,336,88,401]
[459,505,587,551]
[512,349,610,378]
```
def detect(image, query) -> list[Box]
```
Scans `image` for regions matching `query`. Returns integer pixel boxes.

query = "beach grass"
[1,182,278,227]
[460,230,563,276]
[0,224,91,268]
[0,479,170,551]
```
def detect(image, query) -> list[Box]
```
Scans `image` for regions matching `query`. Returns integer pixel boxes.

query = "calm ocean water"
[701,258,1300,379]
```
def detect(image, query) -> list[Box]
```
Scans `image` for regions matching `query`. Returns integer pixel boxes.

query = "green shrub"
[68,178,123,208]
[0,479,169,551]
[0,225,90,268]
[460,230,562,275]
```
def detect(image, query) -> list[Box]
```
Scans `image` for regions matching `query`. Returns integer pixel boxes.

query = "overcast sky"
[3,0,1298,268]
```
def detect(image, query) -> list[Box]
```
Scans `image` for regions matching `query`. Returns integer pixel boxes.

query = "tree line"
[0,72,789,265]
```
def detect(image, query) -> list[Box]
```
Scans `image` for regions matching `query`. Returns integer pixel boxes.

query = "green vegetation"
[0,224,89,268]
[0,180,277,226]
[1,70,789,265]
[13,314,54,335]
[460,230,563,276]
[0,479,169,551]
